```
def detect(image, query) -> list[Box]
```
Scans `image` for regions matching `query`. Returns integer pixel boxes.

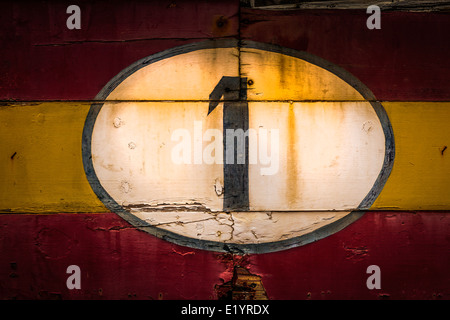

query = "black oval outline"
[82,39,395,254]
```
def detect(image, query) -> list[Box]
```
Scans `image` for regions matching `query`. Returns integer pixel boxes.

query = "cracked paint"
[85,41,391,253]
[0,0,449,302]
[215,266,268,300]
[132,208,349,244]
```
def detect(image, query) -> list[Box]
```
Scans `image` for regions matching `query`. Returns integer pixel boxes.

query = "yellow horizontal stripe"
[0,102,107,213]
[372,102,450,210]
[1,101,449,213]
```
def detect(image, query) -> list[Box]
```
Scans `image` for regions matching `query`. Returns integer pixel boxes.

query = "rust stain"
[212,15,231,37]
[215,266,268,300]
[166,1,176,8]
[286,102,298,206]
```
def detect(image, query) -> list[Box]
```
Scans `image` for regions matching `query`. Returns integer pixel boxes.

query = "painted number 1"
[208,77,249,211]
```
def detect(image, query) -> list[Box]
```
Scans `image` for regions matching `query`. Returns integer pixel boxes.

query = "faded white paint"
[131,209,349,244]
[248,101,385,211]
[90,47,386,245]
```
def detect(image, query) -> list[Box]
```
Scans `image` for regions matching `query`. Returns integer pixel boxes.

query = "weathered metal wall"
[0,0,449,300]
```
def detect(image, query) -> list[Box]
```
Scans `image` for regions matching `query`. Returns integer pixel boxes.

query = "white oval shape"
[82,40,394,254]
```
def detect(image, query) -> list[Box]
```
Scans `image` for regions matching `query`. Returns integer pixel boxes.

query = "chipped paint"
[1,0,449,301]
[84,40,394,253]
[216,266,268,300]
[131,209,350,244]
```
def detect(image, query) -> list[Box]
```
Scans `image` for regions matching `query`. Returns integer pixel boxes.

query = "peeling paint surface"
[216,266,268,300]
[0,211,448,299]
[0,0,449,301]
[86,42,392,252]
[132,210,349,244]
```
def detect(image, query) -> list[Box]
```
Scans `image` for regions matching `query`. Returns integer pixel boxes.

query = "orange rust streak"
[286,102,298,206]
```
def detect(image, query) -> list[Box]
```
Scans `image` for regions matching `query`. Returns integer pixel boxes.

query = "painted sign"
[83,40,394,253]
[1,1,449,301]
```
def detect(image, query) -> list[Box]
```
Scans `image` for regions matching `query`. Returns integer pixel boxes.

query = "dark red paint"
[1,2,450,101]
[0,0,239,100]
[0,212,448,299]
[241,9,450,102]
